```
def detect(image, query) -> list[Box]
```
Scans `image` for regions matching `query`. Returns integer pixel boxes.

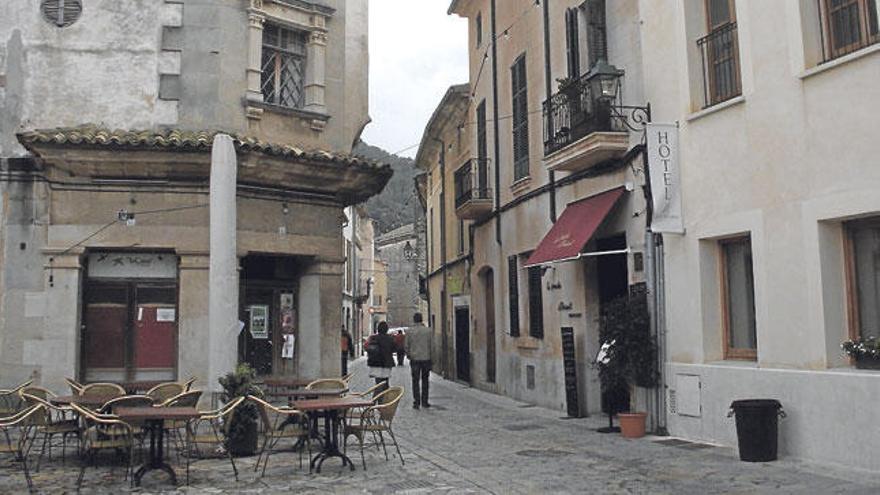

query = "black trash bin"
[728,399,785,462]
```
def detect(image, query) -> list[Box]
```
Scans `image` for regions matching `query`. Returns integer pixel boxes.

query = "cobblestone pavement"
[3,358,880,494]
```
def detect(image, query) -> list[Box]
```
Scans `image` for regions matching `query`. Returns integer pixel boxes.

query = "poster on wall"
[282,334,295,359]
[249,305,269,339]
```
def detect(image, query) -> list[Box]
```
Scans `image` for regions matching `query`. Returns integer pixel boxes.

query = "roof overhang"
[17,127,392,206]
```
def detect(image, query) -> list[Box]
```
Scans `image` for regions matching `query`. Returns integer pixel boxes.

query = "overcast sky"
[360,0,469,158]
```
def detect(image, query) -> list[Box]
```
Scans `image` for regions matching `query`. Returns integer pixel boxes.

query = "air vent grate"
[41,0,83,28]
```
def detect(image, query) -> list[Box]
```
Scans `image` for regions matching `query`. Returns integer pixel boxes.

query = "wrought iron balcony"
[542,72,630,172]
[454,159,492,220]
[697,22,741,108]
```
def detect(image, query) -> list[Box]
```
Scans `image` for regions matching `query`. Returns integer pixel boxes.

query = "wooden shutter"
[508,255,520,336]
[511,55,530,181]
[566,8,581,78]
[528,267,544,339]
[587,0,607,68]
[476,100,488,192]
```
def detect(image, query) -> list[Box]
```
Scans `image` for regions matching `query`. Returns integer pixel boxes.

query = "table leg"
[310,410,356,473]
[132,420,178,486]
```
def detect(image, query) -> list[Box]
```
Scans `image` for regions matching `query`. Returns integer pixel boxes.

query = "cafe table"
[292,396,373,473]
[50,394,122,408]
[114,406,200,486]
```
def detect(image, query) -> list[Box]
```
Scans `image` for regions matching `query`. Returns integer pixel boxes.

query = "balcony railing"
[454,159,491,209]
[697,22,742,108]
[542,73,624,157]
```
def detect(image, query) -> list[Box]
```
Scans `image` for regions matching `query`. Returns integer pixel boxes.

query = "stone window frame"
[719,234,757,361]
[245,0,332,129]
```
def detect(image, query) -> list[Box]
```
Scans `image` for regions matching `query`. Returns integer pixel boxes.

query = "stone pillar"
[209,135,239,391]
[304,30,328,114]
[245,10,265,120]
[297,259,343,379]
[177,253,210,387]
[41,252,83,393]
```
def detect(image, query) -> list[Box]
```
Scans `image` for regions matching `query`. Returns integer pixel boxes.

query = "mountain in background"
[354,140,420,235]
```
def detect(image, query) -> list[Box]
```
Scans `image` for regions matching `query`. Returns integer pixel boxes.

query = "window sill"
[254,101,331,122]
[799,43,880,80]
[685,95,745,123]
[510,176,532,195]
[705,359,758,368]
[516,337,541,350]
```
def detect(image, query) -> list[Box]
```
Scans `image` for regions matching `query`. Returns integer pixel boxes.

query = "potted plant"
[597,285,658,438]
[218,363,262,455]
[841,336,880,370]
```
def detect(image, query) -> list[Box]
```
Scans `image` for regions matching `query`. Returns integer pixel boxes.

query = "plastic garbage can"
[728,399,785,462]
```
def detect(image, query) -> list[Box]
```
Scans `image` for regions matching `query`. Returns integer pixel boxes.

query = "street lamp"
[587,59,624,102]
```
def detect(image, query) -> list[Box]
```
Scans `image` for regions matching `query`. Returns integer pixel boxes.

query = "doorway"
[455,306,471,383]
[239,255,301,377]
[595,234,630,416]
[482,268,496,383]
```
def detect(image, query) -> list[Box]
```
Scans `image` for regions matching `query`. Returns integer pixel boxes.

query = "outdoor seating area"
[0,373,405,492]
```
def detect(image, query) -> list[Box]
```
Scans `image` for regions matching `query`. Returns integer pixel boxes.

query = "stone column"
[41,252,83,393]
[177,253,210,387]
[304,30,328,114]
[245,10,265,120]
[209,135,239,391]
[297,259,343,379]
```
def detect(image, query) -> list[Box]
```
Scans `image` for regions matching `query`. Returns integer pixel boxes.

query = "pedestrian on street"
[393,329,406,365]
[366,321,395,394]
[405,312,433,409]
[341,326,354,376]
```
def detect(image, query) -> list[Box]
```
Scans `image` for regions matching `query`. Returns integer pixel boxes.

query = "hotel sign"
[647,123,684,234]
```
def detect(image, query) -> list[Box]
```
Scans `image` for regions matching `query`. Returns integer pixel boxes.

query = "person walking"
[393,329,406,365]
[341,326,354,376]
[404,313,433,409]
[366,321,395,394]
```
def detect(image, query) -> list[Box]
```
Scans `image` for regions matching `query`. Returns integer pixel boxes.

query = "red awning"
[524,187,625,267]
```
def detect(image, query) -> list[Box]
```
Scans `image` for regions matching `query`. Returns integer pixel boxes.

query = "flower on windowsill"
[841,336,880,360]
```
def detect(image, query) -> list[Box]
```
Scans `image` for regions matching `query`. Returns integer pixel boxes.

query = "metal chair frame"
[306,378,347,390]
[0,404,44,493]
[184,396,245,483]
[0,380,32,417]
[19,393,80,470]
[248,395,311,477]
[343,386,405,470]
[69,403,136,490]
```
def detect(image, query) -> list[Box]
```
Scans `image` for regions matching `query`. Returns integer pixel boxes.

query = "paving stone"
[2,358,879,494]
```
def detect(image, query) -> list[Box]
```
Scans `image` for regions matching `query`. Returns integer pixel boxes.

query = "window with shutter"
[510,54,530,182]
[508,255,520,336]
[40,0,83,28]
[527,266,544,339]
[820,0,879,60]
[586,0,608,69]
[565,8,581,78]
[261,24,307,109]
[476,100,489,193]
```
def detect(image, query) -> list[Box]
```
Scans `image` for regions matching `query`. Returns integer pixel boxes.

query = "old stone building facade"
[443,0,651,415]
[0,0,389,393]
[375,224,427,330]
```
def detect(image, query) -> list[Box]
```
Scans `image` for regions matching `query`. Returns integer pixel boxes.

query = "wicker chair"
[0,380,32,417]
[248,395,311,476]
[344,382,387,422]
[99,395,154,415]
[184,396,245,483]
[18,392,79,470]
[159,390,204,463]
[181,376,198,392]
[341,372,355,386]
[305,378,347,390]
[69,403,136,490]
[0,404,44,492]
[343,386,405,470]
[64,378,84,396]
[80,383,126,398]
[146,382,185,404]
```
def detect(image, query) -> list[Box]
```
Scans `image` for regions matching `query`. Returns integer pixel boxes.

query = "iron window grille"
[819,0,879,62]
[261,24,307,109]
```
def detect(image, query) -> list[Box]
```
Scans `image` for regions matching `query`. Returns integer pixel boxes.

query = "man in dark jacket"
[341,326,354,376]
[366,321,395,394]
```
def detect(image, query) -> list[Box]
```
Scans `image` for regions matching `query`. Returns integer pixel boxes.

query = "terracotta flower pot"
[618,412,648,438]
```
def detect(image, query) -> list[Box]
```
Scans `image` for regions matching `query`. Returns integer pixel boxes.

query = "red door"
[134,305,176,378]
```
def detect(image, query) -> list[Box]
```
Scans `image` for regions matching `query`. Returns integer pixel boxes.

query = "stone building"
[375,224,427,330]
[445,0,651,415]
[0,0,390,393]
[342,206,379,354]
[640,0,880,470]
[415,84,474,381]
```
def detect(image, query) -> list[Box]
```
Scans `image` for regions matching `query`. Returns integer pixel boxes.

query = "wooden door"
[483,270,496,383]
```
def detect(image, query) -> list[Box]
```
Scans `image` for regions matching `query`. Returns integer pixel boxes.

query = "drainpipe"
[433,137,450,379]
[209,134,239,392]
[490,0,502,245]
[542,0,557,223]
